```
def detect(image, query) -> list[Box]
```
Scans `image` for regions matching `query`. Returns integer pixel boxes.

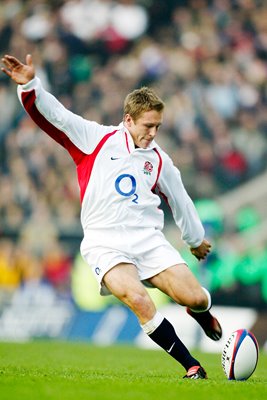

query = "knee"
[126,291,151,311]
[188,289,209,311]
[122,291,155,320]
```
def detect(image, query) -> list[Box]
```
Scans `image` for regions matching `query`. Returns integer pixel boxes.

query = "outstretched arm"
[1,53,116,156]
[1,54,35,84]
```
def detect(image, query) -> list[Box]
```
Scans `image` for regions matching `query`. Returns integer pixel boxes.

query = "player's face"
[124,110,163,149]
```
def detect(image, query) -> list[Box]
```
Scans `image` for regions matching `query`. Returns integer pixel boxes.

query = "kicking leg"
[148,264,222,341]
[102,263,206,377]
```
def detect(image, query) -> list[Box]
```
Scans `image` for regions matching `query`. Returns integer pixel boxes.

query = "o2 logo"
[115,174,138,204]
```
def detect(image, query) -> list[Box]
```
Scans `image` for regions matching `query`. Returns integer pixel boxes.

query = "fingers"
[2,55,21,69]
[26,54,33,66]
[193,253,206,261]
[190,243,211,261]
[1,56,12,76]
[1,55,20,77]
[1,57,11,70]
[202,239,211,250]
[1,54,32,70]
[190,248,202,260]
[0,67,12,78]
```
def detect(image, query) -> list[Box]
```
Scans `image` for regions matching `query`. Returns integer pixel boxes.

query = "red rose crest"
[143,161,153,175]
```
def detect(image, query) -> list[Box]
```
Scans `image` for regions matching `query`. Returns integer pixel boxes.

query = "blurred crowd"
[1,0,267,308]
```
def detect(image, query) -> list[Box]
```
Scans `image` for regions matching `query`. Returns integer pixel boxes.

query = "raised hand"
[1,54,35,84]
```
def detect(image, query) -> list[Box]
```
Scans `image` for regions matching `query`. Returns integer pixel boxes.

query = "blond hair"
[123,87,164,121]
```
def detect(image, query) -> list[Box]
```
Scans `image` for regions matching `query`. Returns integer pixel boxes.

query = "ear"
[124,114,133,128]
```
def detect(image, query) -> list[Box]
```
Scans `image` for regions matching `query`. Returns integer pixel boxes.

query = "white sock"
[141,311,164,335]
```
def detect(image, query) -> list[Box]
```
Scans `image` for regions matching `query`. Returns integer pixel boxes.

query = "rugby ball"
[222,329,259,380]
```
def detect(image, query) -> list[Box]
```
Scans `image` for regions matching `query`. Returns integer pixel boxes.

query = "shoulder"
[152,141,172,162]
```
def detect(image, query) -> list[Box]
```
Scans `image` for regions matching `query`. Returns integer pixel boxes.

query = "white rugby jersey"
[17,77,204,248]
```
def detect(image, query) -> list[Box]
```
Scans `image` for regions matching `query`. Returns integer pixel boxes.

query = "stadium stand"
[1,0,267,312]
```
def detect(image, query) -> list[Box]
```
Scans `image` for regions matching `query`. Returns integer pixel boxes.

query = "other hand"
[1,54,35,85]
[190,239,211,261]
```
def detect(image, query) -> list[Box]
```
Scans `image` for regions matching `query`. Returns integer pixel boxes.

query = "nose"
[149,127,157,138]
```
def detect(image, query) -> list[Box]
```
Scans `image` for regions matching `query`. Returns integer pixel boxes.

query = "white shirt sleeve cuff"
[19,76,39,90]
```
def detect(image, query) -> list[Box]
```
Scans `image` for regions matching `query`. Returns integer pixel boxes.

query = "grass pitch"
[0,341,266,400]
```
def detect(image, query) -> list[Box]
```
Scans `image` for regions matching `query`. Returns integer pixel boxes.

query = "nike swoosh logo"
[111,157,120,160]
[166,342,175,353]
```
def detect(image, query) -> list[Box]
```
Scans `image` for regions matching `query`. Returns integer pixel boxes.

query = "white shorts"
[80,226,186,295]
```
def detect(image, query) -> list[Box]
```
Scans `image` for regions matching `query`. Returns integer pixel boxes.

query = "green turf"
[0,341,266,400]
